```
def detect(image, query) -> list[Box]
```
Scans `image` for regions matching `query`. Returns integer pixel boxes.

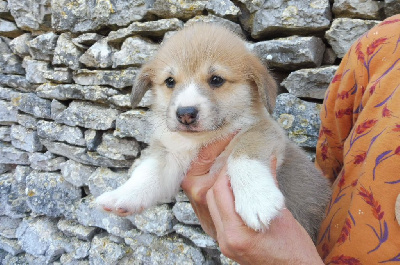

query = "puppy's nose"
[176,107,198,125]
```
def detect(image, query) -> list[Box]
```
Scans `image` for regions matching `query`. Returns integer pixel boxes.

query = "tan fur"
[97,24,331,243]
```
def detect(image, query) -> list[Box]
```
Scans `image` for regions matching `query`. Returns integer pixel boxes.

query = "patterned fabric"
[315,15,400,264]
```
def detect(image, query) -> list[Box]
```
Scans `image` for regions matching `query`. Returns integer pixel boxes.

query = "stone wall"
[0,0,398,264]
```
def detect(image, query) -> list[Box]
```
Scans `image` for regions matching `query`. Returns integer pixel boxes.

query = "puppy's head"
[131,24,277,133]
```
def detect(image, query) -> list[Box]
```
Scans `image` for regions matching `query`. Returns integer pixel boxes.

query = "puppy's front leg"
[96,155,179,216]
[228,156,285,231]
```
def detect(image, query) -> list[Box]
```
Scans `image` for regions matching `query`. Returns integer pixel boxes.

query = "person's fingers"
[206,187,224,240]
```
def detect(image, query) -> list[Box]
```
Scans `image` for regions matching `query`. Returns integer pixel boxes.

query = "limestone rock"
[206,0,240,20]
[12,92,51,119]
[60,159,96,187]
[149,0,207,20]
[114,110,151,143]
[325,18,380,58]
[57,219,98,241]
[173,224,217,248]
[55,101,120,130]
[185,15,244,38]
[27,32,58,61]
[8,0,51,32]
[0,74,33,92]
[8,33,32,57]
[96,132,140,161]
[10,124,43,152]
[0,126,10,141]
[107,18,184,43]
[239,0,331,39]
[281,66,338,99]
[72,33,104,48]
[251,36,326,71]
[50,99,67,120]
[73,68,139,89]
[29,151,67,171]
[0,99,18,124]
[0,216,22,239]
[87,167,129,197]
[333,0,383,20]
[53,33,84,70]
[0,142,30,165]
[43,67,73,84]
[37,120,86,146]
[17,113,37,129]
[23,58,50,84]
[51,0,150,33]
[0,19,23,38]
[25,171,81,217]
[112,37,158,68]
[89,233,128,264]
[172,202,200,225]
[273,93,321,148]
[0,236,23,255]
[0,37,24,75]
[84,129,102,151]
[79,38,115,68]
[0,1,10,19]
[385,0,400,17]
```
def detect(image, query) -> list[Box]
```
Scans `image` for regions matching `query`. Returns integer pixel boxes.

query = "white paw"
[95,188,145,217]
[228,158,285,231]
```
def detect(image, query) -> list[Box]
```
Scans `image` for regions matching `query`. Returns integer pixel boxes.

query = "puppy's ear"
[248,55,277,113]
[131,64,153,108]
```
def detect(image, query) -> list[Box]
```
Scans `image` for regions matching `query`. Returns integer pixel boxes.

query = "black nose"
[176,107,198,125]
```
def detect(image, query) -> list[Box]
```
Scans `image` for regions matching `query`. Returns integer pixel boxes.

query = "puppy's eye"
[165,77,176,88]
[209,75,225,88]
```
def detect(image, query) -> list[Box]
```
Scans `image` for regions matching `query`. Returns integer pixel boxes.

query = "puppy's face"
[132,24,277,134]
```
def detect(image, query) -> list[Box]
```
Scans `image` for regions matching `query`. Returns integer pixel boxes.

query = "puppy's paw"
[96,189,144,217]
[234,187,285,231]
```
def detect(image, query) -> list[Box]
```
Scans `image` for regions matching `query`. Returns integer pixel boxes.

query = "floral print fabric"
[315,15,400,264]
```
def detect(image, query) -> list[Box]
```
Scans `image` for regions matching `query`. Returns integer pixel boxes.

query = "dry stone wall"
[0,0,398,264]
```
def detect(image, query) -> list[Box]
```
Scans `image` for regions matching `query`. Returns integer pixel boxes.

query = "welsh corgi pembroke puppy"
[96,24,331,242]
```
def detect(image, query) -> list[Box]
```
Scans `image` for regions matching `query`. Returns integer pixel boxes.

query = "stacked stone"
[0,0,397,264]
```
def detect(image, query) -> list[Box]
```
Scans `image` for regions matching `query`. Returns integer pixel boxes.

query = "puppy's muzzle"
[176,106,198,125]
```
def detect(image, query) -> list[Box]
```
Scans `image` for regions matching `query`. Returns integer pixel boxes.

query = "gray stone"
[220,254,239,265]
[12,92,51,119]
[175,190,190,202]
[57,219,98,241]
[10,124,43,152]
[0,126,11,141]
[60,159,96,187]
[0,1,10,19]
[53,33,83,70]
[109,94,131,108]
[79,38,115,68]
[16,217,69,262]
[22,58,50,84]
[325,18,380,58]
[127,204,175,236]
[25,171,81,217]
[107,18,184,43]
[51,0,150,33]
[73,68,139,89]
[0,37,24,75]
[75,195,135,237]
[96,132,140,160]
[8,0,51,32]
[36,83,119,104]
[385,0,400,17]
[281,66,338,99]
[240,0,331,39]
[8,33,32,57]
[0,164,13,174]
[84,129,102,151]
[0,236,23,255]
[72,33,104,48]
[173,224,217,248]
[43,67,73,84]
[322,47,337,65]
[0,86,20,101]
[27,32,58,61]
[112,37,158,68]
[206,0,240,20]
[37,120,86,146]
[273,93,321,148]
[251,36,326,71]
[41,139,133,168]
[29,151,67,171]
[0,99,18,124]
[17,114,37,129]
[50,99,67,120]
[0,142,30,165]
[172,202,200,225]
[0,74,33,92]
[0,216,22,239]
[89,233,128,265]
[333,0,383,20]
[0,165,31,217]
[114,110,151,143]
[0,19,23,38]
[149,0,206,20]
[55,101,120,130]
[185,15,245,38]
[1,252,31,265]
[87,167,129,197]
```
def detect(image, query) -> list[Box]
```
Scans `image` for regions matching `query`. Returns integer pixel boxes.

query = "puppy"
[96,24,331,242]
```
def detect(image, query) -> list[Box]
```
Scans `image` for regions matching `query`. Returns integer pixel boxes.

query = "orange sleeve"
[315,15,400,264]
